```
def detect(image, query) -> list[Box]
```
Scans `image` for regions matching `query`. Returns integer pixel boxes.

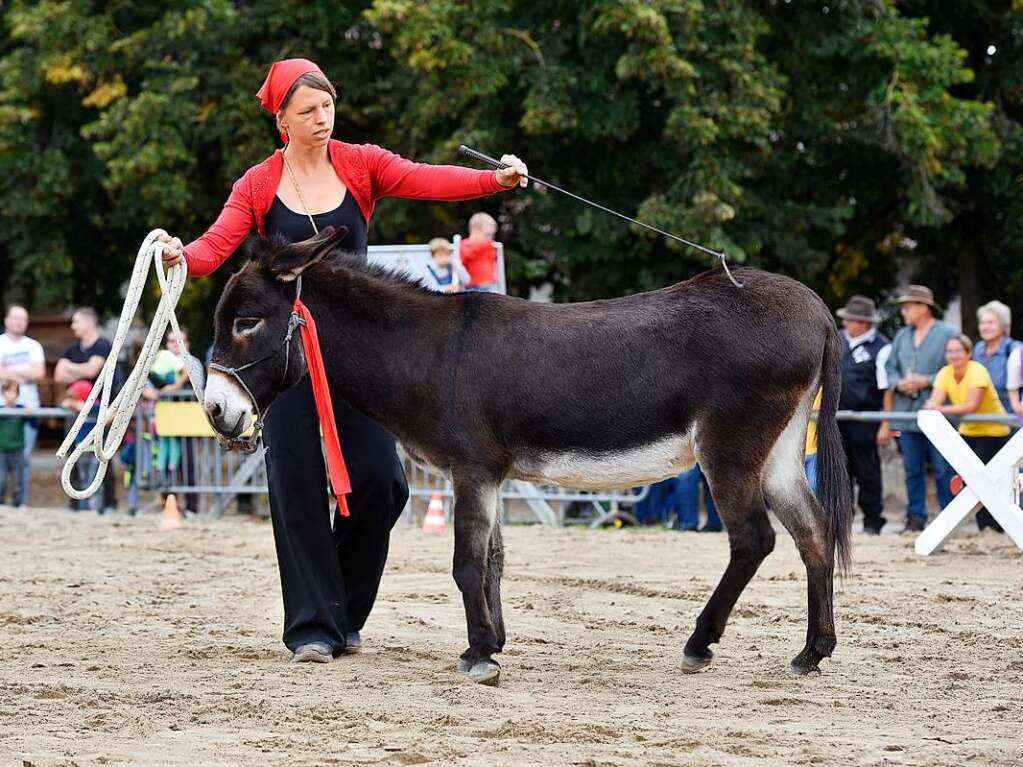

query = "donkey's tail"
[816,325,853,575]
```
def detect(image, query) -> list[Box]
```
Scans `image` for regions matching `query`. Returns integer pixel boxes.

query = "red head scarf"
[255,58,327,143]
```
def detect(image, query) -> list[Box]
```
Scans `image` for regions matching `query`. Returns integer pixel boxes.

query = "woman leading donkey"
[159,58,528,662]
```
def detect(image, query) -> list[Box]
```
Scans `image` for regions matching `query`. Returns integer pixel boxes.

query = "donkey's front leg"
[451,475,502,685]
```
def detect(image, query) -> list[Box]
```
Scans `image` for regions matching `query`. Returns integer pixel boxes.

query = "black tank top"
[265,192,368,259]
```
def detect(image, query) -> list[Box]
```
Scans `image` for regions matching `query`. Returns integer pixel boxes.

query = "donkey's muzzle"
[204,372,255,439]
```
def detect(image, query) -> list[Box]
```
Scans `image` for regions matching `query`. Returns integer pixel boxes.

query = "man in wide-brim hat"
[883,284,957,533]
[833,296,891,534]
[894,284,942,312]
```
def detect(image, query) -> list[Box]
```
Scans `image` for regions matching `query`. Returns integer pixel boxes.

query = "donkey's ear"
[260,226,349,282]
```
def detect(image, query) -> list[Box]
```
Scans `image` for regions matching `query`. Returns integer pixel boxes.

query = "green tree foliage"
[895,0,1023,336]
[0,1,1016,349]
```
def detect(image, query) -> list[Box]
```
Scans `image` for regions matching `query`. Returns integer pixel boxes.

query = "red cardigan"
[184,140,506,276]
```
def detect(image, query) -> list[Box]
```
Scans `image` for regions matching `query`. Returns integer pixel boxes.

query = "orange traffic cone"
[160,493,182,531]
[422,491,446,534]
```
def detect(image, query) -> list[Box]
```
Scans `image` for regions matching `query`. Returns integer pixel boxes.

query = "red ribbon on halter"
[292,296,351,516]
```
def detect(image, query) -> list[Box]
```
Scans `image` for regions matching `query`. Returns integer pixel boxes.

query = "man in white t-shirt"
[0,304,45,505]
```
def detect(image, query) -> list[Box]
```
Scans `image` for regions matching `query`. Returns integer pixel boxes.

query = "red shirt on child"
[459,238,498,287]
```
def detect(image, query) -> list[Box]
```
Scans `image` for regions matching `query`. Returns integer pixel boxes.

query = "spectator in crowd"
[805,390,821,494]
[144,328,202,513]
[147,329,191,394]
[423,237,470,293]
[0,380,31,506]
[55,307,117,513]
[1008,351,1023,421]
[676,465,722,532]
[632,476,677,525]
[0,304,45,505]
[835,296,891,534]
[165,327,204,393]
[883,285,956,533]
[60,379,93,413]
[59,378,99,510]
[633,466,721,532]
[925,334,1010,532]
[459,212,500,292]
[973,301,1019,413]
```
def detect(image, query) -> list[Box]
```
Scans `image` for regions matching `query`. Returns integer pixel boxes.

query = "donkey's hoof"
[458,658,501,685]
[681,649,714,674]
[789,661,822,677]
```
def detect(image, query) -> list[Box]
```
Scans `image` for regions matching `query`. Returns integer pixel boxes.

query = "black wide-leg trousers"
[263,374,409,655]
[839,422,885,531]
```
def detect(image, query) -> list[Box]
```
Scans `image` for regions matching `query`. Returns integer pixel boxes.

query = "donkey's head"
[203,226,348,442]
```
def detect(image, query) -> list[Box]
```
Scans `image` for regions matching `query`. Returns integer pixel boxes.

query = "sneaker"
[292,642,333,663]
[344,632,362,654]
[901,516,926,533]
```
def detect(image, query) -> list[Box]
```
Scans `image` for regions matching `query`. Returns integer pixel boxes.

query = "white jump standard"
[914,409,1023,555]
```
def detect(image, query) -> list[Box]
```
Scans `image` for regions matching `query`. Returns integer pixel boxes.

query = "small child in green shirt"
[0,380,30,507]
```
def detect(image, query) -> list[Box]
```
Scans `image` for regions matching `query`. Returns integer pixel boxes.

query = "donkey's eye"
[233,318,263,337]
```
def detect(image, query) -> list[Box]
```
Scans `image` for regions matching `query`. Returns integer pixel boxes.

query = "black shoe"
[343,631,362,654]
[901,516,926,533]
[292,642,333,663]
[698,525,723,533]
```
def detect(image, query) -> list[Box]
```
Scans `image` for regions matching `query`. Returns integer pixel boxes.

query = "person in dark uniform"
[835,296,891,534]
[158,58,528,662]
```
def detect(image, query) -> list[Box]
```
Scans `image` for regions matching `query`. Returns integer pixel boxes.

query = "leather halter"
[208,275,305,453]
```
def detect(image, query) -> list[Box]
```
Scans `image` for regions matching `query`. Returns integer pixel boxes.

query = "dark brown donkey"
[203,226,852,685]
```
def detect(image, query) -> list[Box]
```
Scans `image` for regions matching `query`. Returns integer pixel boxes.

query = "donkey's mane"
[249,235,449,299]
[322,249,443,298]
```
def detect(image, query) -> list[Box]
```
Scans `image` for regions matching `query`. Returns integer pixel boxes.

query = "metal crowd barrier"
[831,410,1019,427]
[101,406,1023,523]
[398,445,648,527]
[4,404,1019,522]
[114,399,648,525]
[6,404,1014,519]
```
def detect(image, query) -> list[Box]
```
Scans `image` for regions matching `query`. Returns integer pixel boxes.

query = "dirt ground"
[1,505,1021,767]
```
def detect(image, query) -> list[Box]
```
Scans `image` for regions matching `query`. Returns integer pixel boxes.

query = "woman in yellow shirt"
[924,334,1010,531]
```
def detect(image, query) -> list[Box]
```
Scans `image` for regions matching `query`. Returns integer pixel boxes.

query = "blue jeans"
[898,430,954,520]
[21,420,37,506]
[804,454,818,495]
[676,465,721,530]
[633,478,676,524]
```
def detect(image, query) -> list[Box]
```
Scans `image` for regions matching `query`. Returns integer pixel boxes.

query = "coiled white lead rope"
[57,229,205,500]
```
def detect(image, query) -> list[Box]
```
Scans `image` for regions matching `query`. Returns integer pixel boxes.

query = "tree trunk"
[957,239,979,339]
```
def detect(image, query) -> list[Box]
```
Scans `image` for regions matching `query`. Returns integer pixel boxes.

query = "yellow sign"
[153,401,216,437]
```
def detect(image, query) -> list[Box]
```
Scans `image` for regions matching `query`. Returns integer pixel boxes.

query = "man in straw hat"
[882,285,957,532]
[835,296,891,535]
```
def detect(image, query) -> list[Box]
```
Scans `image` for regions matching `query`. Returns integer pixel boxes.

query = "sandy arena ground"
[0,505,1021,767]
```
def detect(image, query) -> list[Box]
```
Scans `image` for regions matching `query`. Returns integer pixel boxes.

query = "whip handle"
[458,145,508,170]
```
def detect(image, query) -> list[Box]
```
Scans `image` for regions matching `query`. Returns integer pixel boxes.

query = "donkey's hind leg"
[762,402,837,676]
[682,458,776,673]
[451,474,502,685]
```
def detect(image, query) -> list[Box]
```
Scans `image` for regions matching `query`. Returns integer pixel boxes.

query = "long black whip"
[458,145,743,288]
